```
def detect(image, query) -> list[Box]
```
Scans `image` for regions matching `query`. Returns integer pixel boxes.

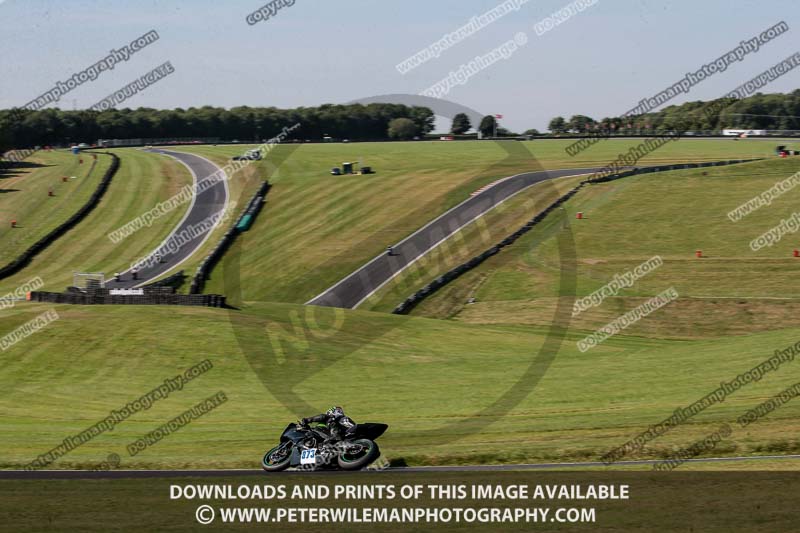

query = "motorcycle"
[262,421,388,472]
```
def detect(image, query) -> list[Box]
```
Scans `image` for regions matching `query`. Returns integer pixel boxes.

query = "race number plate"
[300,448,317,465]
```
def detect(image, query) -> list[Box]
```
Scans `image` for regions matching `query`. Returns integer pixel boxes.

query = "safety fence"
[189,181,271,294]
[392,158,761,314]
[0,152,119,281]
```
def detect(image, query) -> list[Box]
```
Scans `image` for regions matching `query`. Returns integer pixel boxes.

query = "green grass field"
[3,139,800,471]
[0,150,112,265]
[413,157,800,335]
[170,138,780,303]
[1,301,799,469]
[0,148,192,295]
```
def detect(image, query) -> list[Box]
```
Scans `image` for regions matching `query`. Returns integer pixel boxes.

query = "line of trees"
[0,103,436,153]
[448,113,519,137]
[12,89,794,152]
[546,90,800,134]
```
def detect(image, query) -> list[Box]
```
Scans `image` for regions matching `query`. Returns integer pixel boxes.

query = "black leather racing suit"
[303,412,357,442]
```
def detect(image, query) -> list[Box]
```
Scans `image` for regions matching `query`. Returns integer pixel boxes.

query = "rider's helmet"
[326,406,344,418]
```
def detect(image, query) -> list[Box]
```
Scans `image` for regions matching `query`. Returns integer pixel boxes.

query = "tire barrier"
[0,152,120,281]
[29,287,226,308]
[392,158,762,315]
[189,181,271,294]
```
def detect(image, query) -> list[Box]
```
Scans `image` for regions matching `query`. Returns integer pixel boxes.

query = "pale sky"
[1,0,799,132]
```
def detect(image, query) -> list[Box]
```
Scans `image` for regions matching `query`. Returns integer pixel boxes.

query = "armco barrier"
[0,152,120,280]
[392,158,761,314]
[189,181,271,294]
[29,288,226,308]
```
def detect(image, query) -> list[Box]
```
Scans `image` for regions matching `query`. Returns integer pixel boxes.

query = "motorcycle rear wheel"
[262,443,291,472]
[337,439,380,470]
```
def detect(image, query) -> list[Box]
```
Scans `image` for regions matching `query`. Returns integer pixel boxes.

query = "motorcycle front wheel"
[262,443,292,472]
[337,439,380,470]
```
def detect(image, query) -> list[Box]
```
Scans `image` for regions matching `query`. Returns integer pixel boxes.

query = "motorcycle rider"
[300,406,357,443]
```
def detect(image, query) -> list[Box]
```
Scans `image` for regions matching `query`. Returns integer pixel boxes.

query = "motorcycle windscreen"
[281,423,306,442]
[353,423,388,440]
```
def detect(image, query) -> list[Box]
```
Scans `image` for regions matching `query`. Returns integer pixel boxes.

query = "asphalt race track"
[307,166,604,309]
[104,149,228,289]
[4,454,799,479]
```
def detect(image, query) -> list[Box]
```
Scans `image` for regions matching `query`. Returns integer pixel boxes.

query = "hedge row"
[392,158,760,314]
[0,152,120,280]
[189,181,271,294]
